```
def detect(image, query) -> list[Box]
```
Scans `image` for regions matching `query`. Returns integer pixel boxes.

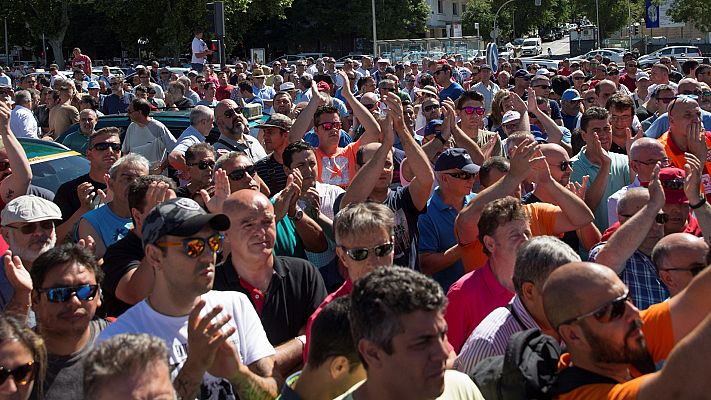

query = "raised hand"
[509,91,527,113]
[382,92,405,131]
[567,175,589,200]
[686,121,708,165]
[508,138,541,182]
[648,163,666,211]
[77,182,96,211]
[337,70,354,98]
[530,149,553,184]
[144,181,176,214]
[684,152,704,204]
[3,251,31,294]
[97,173,114,204]
[625,127,644,156]
[482,135,498,159]
[77,235,96,255]
[200,168,230,213]
[186,300,236,374]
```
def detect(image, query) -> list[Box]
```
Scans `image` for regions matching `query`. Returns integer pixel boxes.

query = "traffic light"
[211,40,219,51]
[206,2,225,37]
[634,25,639,35]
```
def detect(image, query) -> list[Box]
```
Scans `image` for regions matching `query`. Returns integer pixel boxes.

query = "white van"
[521,37,542,56]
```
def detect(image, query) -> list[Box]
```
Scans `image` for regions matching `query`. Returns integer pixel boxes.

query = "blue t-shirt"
[562,112,581,132]
[439,82,465,102]
[418,189,475,291]
[549,99,562,121]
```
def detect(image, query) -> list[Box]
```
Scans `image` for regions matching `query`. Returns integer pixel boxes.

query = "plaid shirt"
[590,243,669,310]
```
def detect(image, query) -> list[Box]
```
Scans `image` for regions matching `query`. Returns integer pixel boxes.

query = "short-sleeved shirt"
[98,290,275,399]
[191,36,208,64]
[255,153,288,195]
[100,92,135,115]
[645,110,711,139]
[10,105,38,138]
[418,188,474,291]
[303,278,353,363]
[444,260,515,353]
[458,202,560,272]
[472,81,500,113]
[100,230,143,318]
[385,186,425,268]
[71,54,92,75]
[213,134,267,162]
[122,119,177,164]
[570,148,630,232]
[314,139,362,187]
[440,81,465,102]
[171,125,205,156]
[213,255,327,346]
[61,130,91,155]
[554,301,674,399]
[54,173,106,223]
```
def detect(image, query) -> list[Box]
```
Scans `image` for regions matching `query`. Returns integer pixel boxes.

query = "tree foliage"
[668,0,711,32]
[462,0,572,42]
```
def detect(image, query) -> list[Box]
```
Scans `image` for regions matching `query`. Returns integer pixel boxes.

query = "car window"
[523,39,538,46]
[30,154,90,194]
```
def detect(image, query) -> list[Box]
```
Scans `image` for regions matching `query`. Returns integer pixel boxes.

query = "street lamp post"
[371,0,377,56]
[493,0,516,45]
[627,0,632,50]
[596,0,601,48]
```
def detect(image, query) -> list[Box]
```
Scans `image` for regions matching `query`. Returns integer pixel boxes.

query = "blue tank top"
[79,204,133,248]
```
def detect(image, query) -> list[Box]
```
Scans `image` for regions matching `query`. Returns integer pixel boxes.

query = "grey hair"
[83,334,172,400]
[334,202,395,244]
[629,137,664,160]
[190,105,214,126]
[512,236,581,294]
[14,90,31,106]
[215,150,249,171]
[109,153,149,180]
[79,108,97,119]
[617,187,649,216]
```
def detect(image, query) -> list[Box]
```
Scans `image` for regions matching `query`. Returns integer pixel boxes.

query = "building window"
[437,0,443,14]
[461,3,466,13]
[453,2,458,15]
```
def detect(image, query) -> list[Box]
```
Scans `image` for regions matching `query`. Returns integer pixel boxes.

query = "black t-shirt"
[54,173,107,223]
[213,255,327,346]
[175,185,193,198]
[254,154,288,195]
[100,231,144,318]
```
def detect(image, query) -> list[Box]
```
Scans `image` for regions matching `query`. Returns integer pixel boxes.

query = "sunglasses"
[661,178,684,190]
[0,361,35,386]
[156,233,224,258]
[533,85,550,90]
[573,76,585,80]
[227,165,257,180]
[187,160,216,170]
[363,103,377,110]
[460,106,485,116]
[656,213,670,224]
[446,171,477,180]
[110,82,120,86]
[340,242,394,261]
[663,263,706,276]
[224,107,242,118]
[6,220,54,235]
[552,160,573,171]
[657,97,675,104]
[91,142,121,152]
[557,288,629,329]
[423,104,440,113]
[317,121,342,130]
[37,284,99,303]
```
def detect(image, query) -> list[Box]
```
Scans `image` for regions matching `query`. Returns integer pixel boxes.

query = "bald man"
[607,138,668,226]
[646,78,711,138]
[543,261,711,399]
[652,233,709,297]
[214,189,327,376]
[213,99,267,161]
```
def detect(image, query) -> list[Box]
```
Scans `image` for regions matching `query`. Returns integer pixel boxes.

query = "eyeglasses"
[662,263,706,276]
[533,85,550,90]
[661,178,684,190]
[657,97,675,104]
[156,233,224,258]
[317,121,342,130]
[37,284,99,303]
[91,142,121,152]
[550,160,573,171]
[423,104,440,113]
[608,70,619,75]
[573,76,585,80]
[460,106,485,116]
[362,103,377,110]
[187,160,216,170]
[445,171,477,180]
[340,242,394,261]
[633,158,670,167]
[110,82,120,86]
[5,220,54,235]
[224,107,242,118]
[227,165,257,180]
[0,361,35,386]
[557,288,629,329]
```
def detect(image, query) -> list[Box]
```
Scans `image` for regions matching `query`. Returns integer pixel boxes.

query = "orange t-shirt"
[658,130,711,200]
[555,301,674,400]
[314,139,362,188]
[457,202,561,272]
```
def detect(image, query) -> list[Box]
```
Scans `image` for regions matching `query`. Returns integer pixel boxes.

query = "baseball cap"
[659,167,688,204]
[480,64,493,71]
[257,113,292,131]
[87,81,100,90]
[514,69,532,79]
[434,148,480,174]
[279,82,296,91]
[316,81,330,92]
[636,72,650,82]
[561,88,583,101]
[418,85,439,97]
[501,110,521,125]
[424,119,444,136]
[377,58,390,64]
[141,198,231,248]
[536,68,554,76]
[1,195,62,226]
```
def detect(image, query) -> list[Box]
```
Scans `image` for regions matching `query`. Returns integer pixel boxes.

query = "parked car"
[91,67,125,78]
[542,31,556,42]
[570,49,625,64]
[335,54,373,69]
[20,138,90,193]
[637,46,704,67]
[521,37,542,56]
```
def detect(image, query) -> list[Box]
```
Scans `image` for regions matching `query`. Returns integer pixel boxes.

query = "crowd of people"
[2,37,711,399]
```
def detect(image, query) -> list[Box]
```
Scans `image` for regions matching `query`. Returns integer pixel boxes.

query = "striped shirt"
[454,295,539,375]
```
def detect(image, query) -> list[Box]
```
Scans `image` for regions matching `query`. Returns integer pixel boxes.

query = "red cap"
[316,81,330,92]
[659,167,688,205]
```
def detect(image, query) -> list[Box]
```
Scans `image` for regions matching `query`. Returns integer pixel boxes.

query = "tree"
[668,0,711,32]
[462,0,571,42]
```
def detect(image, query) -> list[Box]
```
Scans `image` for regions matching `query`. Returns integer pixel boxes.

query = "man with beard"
[254,113,292,194]
[273,91,294,116]
[213,99,267,162]
[543,259,711,399]
[0,196,60,314]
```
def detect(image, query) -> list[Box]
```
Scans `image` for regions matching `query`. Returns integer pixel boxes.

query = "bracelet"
[690,196,706,210]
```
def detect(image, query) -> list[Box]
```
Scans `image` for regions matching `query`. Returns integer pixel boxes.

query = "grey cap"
[141,198,230,248]
[1,195,62,226]
[257,113,293,131]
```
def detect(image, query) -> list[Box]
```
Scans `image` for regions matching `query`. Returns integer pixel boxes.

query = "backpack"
[471,328,619,400]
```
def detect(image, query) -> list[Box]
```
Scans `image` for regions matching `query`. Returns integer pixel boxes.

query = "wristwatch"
[289,209,304,222]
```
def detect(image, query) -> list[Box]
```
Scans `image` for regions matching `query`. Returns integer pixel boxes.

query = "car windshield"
[523,39,537,46]
[513,38,524,45]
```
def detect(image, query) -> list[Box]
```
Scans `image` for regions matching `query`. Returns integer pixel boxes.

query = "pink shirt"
[303,278,353,363]
[445,261,514,353]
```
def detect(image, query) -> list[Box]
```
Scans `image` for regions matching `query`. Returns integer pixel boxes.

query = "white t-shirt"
[122,119,177,165]
[97,290,275,400]
[192,37,208,64]
[9,105,38,139]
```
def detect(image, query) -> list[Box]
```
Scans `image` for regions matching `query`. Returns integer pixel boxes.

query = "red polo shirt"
[303,278,353,363]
